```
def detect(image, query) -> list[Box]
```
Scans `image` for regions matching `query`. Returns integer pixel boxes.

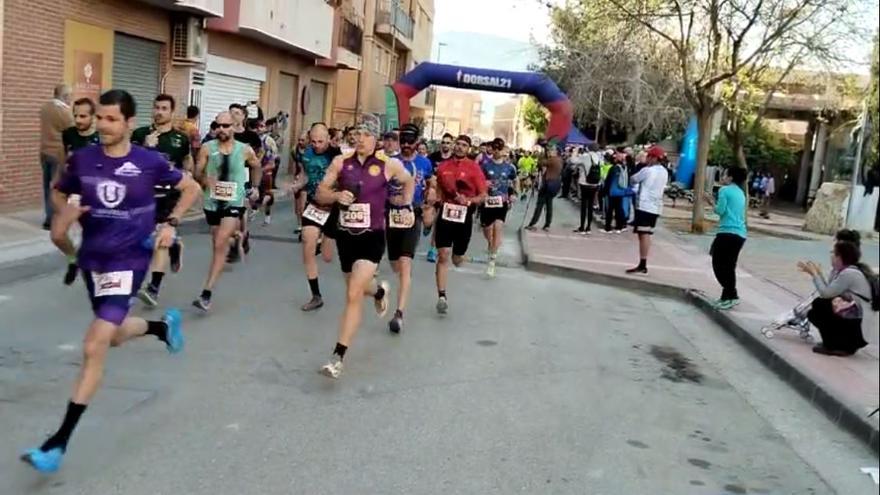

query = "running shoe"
[63,263,78,285]
[192,295,211,313]
[169,241,184,273]
[714,299,740,311]
[426,247,438,263]
[389,314,404,334]
[20,447,64,473]
[486,260,497,278]
[320,355,344,379]
[248,209,258,222]
[137,286,159,307]
[374,281,390,318]
[436,296,449,314]
[625,266,648,275]
[242,233,251,255]
[263,215,271,226]
[301,296,324,312]
[163,308,184,354]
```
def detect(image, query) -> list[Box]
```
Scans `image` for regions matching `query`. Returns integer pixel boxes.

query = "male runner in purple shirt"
[20,90,200,474]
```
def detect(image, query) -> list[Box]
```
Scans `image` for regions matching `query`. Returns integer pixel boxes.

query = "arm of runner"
[316,156,348,206]
[50,160,87,258]
[244,146,262,193]
[182,154,194,176]
[470,163,489,205]
[194,145,210,188]
[388,158,415,206]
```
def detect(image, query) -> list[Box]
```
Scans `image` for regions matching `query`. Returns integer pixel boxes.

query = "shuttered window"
[201,72,262,136]
[112,34,162,127]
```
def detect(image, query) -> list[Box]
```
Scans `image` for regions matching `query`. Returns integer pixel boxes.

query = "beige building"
[332,0,434,129]
[492,96,538,149]
[426,87,494,140]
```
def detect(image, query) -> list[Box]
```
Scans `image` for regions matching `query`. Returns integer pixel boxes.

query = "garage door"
[112,33,161,127]
[201,72,262,136]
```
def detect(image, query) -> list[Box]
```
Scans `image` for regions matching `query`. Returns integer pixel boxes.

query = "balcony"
[136,0,224,17]
[237,0,334,59]
[336,19,364,70]
[375,0,414,50]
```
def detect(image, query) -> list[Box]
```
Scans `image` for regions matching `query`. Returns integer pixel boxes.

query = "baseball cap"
[456,135,472,146]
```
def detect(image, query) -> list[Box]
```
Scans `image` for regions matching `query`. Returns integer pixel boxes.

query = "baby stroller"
[760,292,816,342]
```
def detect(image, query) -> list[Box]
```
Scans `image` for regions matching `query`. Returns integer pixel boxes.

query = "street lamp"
[430,42,448,142]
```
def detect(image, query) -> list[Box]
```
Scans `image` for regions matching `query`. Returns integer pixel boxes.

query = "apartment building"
[331,0,434,129]
[1,0,343,210]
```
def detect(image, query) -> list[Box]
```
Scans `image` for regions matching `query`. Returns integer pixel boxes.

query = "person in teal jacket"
[706,167,748,309]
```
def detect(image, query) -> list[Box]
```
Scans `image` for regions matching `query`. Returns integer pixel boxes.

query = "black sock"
[149,272,164,291]
[308,278,321,297]
[169,242,181,263]
[146,320,169,344]
[638,259,647,269]
[374,285,385,300]
[333,342,348,360]
[200,289,212,300]
[394,309,403,319]
[438,289,447,299]
[40,401,87,453]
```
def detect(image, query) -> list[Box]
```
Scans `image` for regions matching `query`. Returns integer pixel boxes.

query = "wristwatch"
[166,217,180,227]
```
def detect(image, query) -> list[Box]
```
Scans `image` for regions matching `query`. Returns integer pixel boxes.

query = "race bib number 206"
[339,203,371,229]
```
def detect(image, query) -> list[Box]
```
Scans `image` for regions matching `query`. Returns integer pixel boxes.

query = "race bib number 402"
[389,208,415,229]
[485,196,504,208]
[91,271,134,297]
[211,181,238,202]
[441,203,467,223]
[303,204,330,225]
[339,203,371,229]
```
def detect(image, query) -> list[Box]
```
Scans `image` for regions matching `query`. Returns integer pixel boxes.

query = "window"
[373,48,381,73]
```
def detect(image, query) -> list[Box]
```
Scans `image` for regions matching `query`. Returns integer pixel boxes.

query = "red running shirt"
[436,157,488,203]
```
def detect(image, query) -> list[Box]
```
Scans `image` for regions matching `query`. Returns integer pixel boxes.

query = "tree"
[868,35,880,170]
[535,2,689,143]
[521,96,549,135]
[579,0,872,232]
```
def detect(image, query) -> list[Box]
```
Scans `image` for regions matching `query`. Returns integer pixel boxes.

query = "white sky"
[433,0,552,45]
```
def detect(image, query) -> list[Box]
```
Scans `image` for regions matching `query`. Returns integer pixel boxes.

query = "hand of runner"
[57,202,91,225]
[145,132,160,148]
[156,225,176,248]
[337,190,355,206]
[454,193,469,206]
[248,187,259,201]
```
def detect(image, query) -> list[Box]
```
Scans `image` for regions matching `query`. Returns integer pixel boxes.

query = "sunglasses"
[217,123,233,129]
[400,135,418,145]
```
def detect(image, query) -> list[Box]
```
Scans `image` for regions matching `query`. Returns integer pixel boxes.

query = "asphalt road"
[0,205,876,494]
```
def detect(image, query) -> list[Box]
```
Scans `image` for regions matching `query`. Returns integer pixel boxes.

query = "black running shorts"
[479,204,508,227]
[435,204,476,257]
[386,208,422,261]
[337,229,386,273]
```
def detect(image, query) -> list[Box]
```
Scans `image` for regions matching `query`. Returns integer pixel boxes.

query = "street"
[0,205,876,495]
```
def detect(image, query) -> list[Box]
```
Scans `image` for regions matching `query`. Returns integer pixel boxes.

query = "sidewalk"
[662,201,833,241]
[521,198,879,454]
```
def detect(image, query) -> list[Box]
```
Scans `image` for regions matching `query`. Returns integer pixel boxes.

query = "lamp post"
[429,42,448,142]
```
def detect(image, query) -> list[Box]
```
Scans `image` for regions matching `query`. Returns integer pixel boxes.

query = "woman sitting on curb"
[798,240,874,356]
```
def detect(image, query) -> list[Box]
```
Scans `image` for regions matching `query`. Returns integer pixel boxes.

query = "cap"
[382,131,399,141]
[355,120,381,137]
[456,134,472,146]
[647,146,666,160]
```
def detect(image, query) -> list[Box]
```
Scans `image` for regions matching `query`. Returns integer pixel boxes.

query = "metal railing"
[339,19,363,55]
[376,0,414,39]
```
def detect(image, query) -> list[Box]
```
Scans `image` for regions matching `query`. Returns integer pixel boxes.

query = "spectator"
[603,152,629,233]
[760,172,775,218]
[573,143,603,234]
[39,84,74,229]
[626,146,669,274]
[706,167,748,309]
[799,241,873,356]
[183,105,201,157]
[525,146,563,232]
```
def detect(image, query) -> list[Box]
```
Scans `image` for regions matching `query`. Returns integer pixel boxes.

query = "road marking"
[57,343,78,352]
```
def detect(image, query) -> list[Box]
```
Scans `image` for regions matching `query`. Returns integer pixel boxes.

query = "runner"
[291,130,309,239]
[21,90,200,474]
[383,130,401,158]
[252,118,278,226]
[227,104,262,262]
[61,98,99,155]
[191,111,262,311]
[479,139,518,277]
[426,133,455,263]
[316,122,415,379]
[131,94,193,307]
[386,123,436,333]
[294,123,342,311]
[433,135,488,314]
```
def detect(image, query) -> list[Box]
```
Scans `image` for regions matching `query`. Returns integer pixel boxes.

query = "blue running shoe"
[163,308,184,354]
[427,247,438,263]
[21,447,64,473]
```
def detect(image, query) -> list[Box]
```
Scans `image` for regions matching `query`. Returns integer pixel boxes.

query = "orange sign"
[72,50,102,103]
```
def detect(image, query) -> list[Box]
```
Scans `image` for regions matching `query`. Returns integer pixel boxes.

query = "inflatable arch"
[387,63,573,145]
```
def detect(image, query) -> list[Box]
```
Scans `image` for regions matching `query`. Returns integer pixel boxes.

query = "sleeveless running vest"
[203,139,248,210]
[338,152,389,232]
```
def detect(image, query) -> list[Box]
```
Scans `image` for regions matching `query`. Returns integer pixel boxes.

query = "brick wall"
[0,0,171,211]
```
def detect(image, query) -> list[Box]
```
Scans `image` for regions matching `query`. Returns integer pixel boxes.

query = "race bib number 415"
[303,204,330,225]
[92,271,134,297]
[441,203,467,223]
[339,203,371,229]
[211,181,238,202]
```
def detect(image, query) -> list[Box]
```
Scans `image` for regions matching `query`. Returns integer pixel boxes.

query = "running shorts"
[633,209,659,235]
[83,269,146,326]
[301,202,338,239]
[386,207,422,261]
[435,203,476,257]
[479,204,509,227]
[204,207,245,226]
[337,229,386,273]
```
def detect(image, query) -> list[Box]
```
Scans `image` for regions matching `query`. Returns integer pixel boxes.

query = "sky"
[431,0,555,124]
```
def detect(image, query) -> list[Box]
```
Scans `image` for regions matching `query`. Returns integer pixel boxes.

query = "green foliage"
[869,34,879,168]
[521,96,549,135]
[708,122,797,171]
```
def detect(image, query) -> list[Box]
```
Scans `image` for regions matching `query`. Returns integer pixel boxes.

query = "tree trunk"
[691,108,714,233]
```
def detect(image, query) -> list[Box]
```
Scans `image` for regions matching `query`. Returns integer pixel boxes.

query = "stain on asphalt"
[689,480,705,486]
[723,483,748,494]
[476,340,497,347]
[687,458,712,470]
[626,439,650,449]
[649,345,704,383]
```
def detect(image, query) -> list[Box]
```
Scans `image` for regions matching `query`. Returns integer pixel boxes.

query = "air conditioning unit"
[172,17,207,65]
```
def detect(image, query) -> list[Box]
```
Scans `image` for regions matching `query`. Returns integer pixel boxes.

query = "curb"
[518,227,880,455]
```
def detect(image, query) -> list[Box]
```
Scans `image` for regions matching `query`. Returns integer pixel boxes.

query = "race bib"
[441,203,467,224]
[303,204,330,225]
[389,208,415,229]
[339,203,371,229]
[211,181,238,202]
[91,271,133,297]
[485,196,504,208]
